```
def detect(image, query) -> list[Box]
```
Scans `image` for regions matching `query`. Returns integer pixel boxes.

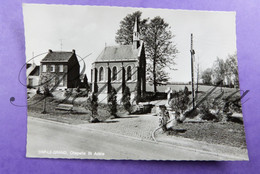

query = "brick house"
[91,19,146,103]
[40,49,80,90]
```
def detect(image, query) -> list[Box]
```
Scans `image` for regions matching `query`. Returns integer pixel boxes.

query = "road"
[27,117,228,160]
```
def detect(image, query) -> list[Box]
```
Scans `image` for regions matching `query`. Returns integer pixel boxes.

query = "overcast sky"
[23,4,237,82]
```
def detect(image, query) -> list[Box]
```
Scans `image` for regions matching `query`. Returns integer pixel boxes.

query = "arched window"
[127,66,132,81]
[112,66,117,81]
[99,67,104,81]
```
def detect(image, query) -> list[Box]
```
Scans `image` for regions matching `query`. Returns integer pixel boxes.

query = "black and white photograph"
[23,4,248,160]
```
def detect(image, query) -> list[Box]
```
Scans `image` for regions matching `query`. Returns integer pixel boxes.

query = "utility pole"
[196,61,199,98]
[190,33,195,109]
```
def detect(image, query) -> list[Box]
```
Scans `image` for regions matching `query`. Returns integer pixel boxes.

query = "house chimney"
[72,49,75,54]
[49,49,53,53]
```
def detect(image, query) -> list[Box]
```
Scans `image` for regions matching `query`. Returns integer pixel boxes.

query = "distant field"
[146,83,239,94]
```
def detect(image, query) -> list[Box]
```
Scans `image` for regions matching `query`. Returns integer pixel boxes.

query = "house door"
[29,79,33,87]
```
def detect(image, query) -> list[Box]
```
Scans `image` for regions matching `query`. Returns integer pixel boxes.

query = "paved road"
[26,117,228,160]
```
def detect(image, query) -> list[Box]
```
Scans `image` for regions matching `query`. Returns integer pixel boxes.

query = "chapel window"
[127,66,132,81]
[99,67,104,81]
[112,66,117,81]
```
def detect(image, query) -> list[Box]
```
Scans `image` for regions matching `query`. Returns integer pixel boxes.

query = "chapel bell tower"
[133,17,140,49]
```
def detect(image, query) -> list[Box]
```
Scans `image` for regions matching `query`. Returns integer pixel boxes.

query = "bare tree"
[212,57,226,86]
[144,16,178,93]
[225,53,239,87]
[39,72,55,113]
[201,68,213,85]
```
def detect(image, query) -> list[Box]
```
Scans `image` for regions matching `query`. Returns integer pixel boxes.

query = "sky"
[23,4,237,82]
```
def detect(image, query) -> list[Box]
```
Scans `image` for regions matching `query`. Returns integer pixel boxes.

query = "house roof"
[41,51,74,63]
[95,44,142,62]
[26,63,32,69]
[29,66,40,76]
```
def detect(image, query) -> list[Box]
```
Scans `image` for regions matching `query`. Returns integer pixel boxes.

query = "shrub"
[85,92,99,122]
[108,87,117,117]
[64,89,73,97]
[133,92,140,105]
[197,94,231,121]
[223,95,242,113]
[43,87,52,97]
[81,89,89,97]
[199,100,218,121]
[199,99,211,115]
[76,86,80,93]
[36,88,41,94]
[169,87,190,114]
[121,86,131,114]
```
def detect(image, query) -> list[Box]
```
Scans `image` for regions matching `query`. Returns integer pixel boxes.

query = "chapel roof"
[95,44,143,62]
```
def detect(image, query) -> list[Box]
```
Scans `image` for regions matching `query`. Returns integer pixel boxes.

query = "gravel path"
[81,114,159,141]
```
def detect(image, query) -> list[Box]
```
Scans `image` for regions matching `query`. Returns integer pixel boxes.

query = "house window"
[59,65,63,72]
[42,65,46,72]
[99,67,104,81]
[127,66,132,81]
[50,65,55,72]
[112,66,117,81]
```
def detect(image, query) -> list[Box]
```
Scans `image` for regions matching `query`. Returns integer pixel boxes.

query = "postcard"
[23,4,248,160]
